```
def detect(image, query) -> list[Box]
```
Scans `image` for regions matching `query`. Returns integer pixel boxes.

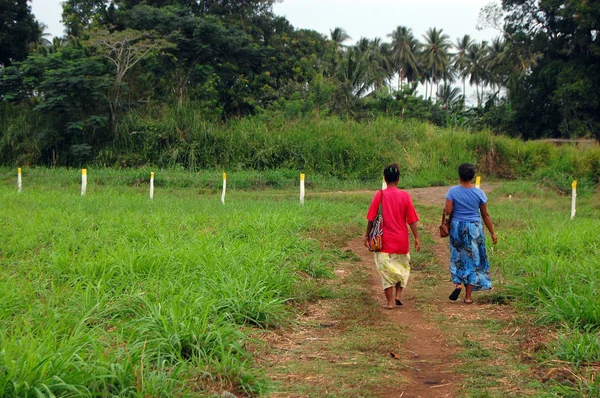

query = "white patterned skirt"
[374,252,411,290]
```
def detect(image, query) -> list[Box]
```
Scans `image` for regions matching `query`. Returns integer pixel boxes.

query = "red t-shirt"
[366,188,419,254]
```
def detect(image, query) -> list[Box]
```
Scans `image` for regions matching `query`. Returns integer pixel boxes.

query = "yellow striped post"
[81,169,87,196]
[150,172,155,200]
[571,180,577,219]
[300,173,306,205]
[475,176,481,189]
[221,172,227,204]
[17,168,22,192]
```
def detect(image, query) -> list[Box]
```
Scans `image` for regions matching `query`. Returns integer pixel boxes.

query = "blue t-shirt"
[445,186,488,222]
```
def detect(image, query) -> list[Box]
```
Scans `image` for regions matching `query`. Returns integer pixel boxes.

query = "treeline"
[0,0,598,167]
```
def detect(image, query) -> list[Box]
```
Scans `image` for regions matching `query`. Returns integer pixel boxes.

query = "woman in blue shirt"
[444,163,497,304]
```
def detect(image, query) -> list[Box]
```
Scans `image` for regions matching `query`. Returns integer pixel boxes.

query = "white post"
[475,176,481,189]
[571,180,577,220]
[300,173,305,205]
[81,169,87,196]
[17,168,22,193]
[221,172,226,204]
[382,178,387,190]
[150,172,155,200]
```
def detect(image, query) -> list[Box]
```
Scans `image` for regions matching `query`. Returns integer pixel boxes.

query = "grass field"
[1,170,598,396]
[489,182,600,396]
[0,176,367,396]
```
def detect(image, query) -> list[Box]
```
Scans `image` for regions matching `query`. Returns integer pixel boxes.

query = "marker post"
[475,176,481,189]
[221,173,227,204]
[571,180,577,220]
[150,172,155,200]
[17,168,22,192]
[81,169,87,196]
[300,173,305,205]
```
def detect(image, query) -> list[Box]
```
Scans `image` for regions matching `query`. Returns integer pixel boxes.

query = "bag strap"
[441,209,446,224]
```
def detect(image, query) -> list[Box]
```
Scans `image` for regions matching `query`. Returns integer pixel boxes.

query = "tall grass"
[3,104,599,190]
[0,178,366,395]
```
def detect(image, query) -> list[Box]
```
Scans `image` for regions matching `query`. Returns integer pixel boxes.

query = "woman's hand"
[363,235,370,249]
[414,238,421,252]
[491,233,498,245]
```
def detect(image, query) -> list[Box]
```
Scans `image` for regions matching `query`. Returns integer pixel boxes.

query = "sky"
[31,0,500,102]
[32,0,499,44]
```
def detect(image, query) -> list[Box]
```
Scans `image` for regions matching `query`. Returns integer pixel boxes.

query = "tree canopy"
[0,0,598,167]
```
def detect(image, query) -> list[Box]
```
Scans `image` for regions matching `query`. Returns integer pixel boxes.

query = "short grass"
[0,173,367,396]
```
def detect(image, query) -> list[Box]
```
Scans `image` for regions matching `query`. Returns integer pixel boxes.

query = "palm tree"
[437,83,462,109]
[29,22,52,53]
[421,28,452,100]
[485,37,507,101]
[453,35,474,99]
[352,38,393,95]
[388,26,421,90]
[330,27,352,55]
[337,46,369,97]
[328,27,352,77]
[466,41,489,107]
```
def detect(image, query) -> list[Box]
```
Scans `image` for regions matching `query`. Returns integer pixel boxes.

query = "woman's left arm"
[480,203,498,244]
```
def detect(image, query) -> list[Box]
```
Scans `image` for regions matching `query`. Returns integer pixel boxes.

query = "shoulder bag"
[368,191,384,252]
[439,210,451,238]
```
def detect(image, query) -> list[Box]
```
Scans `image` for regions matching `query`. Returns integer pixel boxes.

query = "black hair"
[383,163,400,183]
[458,163,476,182]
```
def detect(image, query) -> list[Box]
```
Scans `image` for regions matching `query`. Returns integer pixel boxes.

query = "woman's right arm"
[444,199,453,215]
[480,203,498,244]
[364,221,374,248]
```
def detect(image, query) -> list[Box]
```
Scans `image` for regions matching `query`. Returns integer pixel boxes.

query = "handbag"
[439,210,450,238]
[368,191,384,252]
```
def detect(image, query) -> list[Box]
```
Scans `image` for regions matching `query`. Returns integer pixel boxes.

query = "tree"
[0,0,39,66]
[86,28,173,133]
[421,27,452,100]
[453,34,474,99]
[466,41,488,107]
[28,22,52,53]
[485,36,507,101]
[0,46,110,164]
[388,26,421,90]
[62,0,110,37]
[330,27,351,54]
[502,0,600,138]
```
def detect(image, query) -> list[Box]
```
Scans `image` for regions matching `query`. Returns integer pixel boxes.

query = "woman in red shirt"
[364,164,421,309]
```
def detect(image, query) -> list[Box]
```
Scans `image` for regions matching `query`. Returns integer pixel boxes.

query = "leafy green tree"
[0,0,39,66]
[62,0,110,37]
[502,0,600,138]
[0,46,110,164]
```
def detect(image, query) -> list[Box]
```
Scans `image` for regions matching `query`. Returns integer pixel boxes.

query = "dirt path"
[347,237,460,398]
[337,185,497,397]
[260,184,529,397]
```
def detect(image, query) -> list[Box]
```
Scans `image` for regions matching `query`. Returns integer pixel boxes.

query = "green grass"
[489,181,600,395]
[0,174,366,396]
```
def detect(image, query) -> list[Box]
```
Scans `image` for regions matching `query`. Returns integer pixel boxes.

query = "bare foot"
[382,305,395,310]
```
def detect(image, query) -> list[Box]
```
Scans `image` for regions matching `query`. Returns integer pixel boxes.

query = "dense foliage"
[0,0,598,167]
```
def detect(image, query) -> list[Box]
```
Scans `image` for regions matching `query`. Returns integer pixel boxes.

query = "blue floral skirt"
[449,220,492,291]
